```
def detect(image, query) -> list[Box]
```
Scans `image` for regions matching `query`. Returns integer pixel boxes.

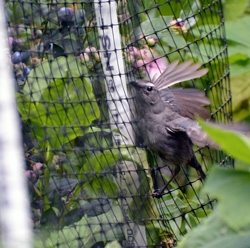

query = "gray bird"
[130,60,215,198]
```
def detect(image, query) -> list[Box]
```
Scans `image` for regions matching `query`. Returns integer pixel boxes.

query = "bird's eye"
[147,86,153,92]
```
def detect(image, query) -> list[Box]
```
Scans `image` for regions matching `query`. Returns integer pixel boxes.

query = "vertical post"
[94,0,147,247]
[0,1,32,247]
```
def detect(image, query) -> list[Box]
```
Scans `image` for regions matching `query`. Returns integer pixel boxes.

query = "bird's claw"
[152,189,164,198]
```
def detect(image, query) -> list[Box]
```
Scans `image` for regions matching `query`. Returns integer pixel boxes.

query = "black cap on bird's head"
[130,80,157,92]
[130,80,161,106]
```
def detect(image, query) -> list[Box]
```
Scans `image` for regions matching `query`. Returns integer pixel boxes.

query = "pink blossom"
[33,162,44,172]
[80,53,90,62]
[25,170,37,183]
[136,59,144,68]
[6,37,14,49]
[85,46,97,53]
[143,56,168,81]
[130,47,168,80]
[170,18,188,33]
[129,47,139,56]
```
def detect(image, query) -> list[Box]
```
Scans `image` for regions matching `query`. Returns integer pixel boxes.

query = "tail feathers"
[154,60,209,90]
[188,155,206,180]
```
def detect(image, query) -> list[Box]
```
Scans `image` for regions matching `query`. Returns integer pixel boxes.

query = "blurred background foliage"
[223,0,250,121]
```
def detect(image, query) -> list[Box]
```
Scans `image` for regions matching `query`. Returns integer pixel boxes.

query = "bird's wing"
[160,88,211,120]
[154,60,208,90]
[166,117,250,149]
[165,117,220,149]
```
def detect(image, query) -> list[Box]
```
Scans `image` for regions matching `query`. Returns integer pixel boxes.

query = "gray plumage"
[153,60,209,90]
[130,60,211,197]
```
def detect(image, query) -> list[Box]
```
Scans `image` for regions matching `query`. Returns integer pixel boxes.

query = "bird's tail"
[188,155,206,180]
[153,60,209,90]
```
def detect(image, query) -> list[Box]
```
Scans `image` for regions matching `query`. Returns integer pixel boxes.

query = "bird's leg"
[187,155,206,180]
[152,166,180,198]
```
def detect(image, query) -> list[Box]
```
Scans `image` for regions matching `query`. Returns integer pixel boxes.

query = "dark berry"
[11,52,22,64]
[19,76,27,82]
[20,51,30,63]
[23,67,31,76]
[58,7,74,22]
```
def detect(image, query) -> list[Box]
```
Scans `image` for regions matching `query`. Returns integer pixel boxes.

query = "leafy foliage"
[177,121,250,248]
[224,7,250,121]
[178,210,250,248]
[35,205,124,248]
[200,121,250,164]
[18,56,100,149]
[6,0,246,246]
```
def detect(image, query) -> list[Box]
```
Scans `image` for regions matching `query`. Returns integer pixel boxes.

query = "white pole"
[94,0,147,247]
[0,0,33,247]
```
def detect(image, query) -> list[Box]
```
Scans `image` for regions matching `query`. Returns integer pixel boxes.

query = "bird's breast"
[138,117,193,165]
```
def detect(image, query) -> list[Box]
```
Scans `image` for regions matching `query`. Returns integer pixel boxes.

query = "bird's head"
[129,80,161,106]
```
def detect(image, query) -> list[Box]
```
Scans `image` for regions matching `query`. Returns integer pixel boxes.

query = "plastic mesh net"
[6,0,231,247]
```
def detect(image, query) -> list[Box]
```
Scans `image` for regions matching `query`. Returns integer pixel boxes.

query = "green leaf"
[24,55,87,101]
[223,0,248,20]
[203,167,250,229]
[155,190,187,217]
[199,120,250,165]
[55,38,82,53]
[79,199,112,217]
[230,70,250,121]
[80,149,121,176]
[226,17,250,49]
[129,176,160,224]
[229,58,250,76]
[77,146,152,205]
[227,39,250,64]
[179,0,200,29]
[184,213,198,231]
[139,16,173,36]
[105,241,122,248]
[145,224,161,247]
[62,199,113,227]
[48,179,78,200]
[41,205,124,248]
[79,147,148,180]
[160,31,187,48]
[41,208,58,229]
[18,75,100,149]
[177,208,250,248]
[81,176,120,198]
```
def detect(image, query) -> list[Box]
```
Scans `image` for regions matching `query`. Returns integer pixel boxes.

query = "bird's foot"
[152,188,165,198]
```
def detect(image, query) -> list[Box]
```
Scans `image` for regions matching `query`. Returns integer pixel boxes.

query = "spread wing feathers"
[205,122,250,136]
[165,118,220,149]
[154,60,209,90]
[166,118,250,149]
[186,122,220,149]
[160,88,211,120]
[187,121,250,148]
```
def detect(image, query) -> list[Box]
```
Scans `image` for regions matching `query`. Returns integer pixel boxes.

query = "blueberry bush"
[4,0,237,247]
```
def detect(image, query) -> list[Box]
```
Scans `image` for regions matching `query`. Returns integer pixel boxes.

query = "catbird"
[130,60,217,198]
